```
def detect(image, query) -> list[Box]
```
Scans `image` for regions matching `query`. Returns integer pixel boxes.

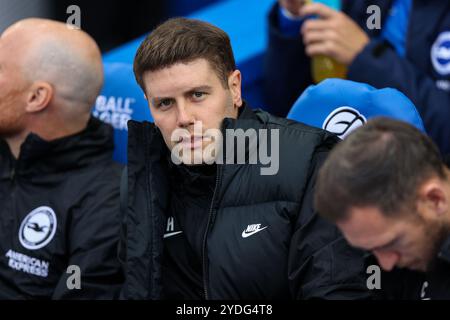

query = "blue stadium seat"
[287,78,426,139]
[92,62,152,163]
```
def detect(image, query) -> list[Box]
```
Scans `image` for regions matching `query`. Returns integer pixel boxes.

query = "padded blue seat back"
[287,79,425,139]
[92,62,152,163]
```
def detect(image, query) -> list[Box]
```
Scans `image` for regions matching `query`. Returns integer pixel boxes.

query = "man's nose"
[176,103,195,128]
[373,250,400,271]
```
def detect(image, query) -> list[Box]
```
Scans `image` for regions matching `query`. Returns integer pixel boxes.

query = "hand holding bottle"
[300,2,369,66]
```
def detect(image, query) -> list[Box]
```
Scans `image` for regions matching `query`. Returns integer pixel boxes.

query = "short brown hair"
[133,17,236,92]
[314,117,446,222]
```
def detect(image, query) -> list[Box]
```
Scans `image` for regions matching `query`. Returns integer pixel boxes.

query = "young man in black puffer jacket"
[119,17,372,300]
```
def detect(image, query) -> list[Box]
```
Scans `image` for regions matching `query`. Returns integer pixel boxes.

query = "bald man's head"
[0,18,104,156]
[2,18,103,112]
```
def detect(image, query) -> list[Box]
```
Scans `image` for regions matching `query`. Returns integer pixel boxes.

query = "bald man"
[0,19,123,299]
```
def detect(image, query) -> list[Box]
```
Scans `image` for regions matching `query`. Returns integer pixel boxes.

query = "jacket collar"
[0,117,114,178]
[237,102,259,121]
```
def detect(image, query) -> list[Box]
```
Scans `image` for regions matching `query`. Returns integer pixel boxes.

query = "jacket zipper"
[10,167,16,183]
[7,166,17,229]
[9,165,17,190]
[202,164,222,300]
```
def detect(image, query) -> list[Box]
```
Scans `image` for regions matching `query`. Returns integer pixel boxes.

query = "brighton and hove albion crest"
[19,206,57,250]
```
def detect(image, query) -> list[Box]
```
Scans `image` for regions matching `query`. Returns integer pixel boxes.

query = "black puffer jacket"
[0,117,123,299]
[120,106,371,300]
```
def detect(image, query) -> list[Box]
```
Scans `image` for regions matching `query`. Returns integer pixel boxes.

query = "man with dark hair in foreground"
[315,117,450,299]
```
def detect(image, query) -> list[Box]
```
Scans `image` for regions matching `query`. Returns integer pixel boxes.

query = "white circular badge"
[19,206,57,250]
[322,106,367,139]
[431,31,450,76]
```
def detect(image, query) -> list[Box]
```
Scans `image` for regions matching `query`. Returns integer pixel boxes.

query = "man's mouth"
[178,135,203,148]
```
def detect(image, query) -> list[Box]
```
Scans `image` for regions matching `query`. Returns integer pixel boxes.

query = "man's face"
[142,58,242,164]
[337,206,448,272]
[0,31,29,137]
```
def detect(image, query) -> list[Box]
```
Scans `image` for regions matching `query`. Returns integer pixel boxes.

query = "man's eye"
[192,92,207,100]
[157,99,173,109]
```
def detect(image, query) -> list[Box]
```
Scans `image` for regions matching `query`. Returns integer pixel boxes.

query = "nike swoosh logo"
[163,231,183,239]
[241,226,268,238]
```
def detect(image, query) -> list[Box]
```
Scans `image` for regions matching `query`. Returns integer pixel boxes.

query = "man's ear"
[417,178,448,219]
[228,70,242,108]
[25,81,53,113]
